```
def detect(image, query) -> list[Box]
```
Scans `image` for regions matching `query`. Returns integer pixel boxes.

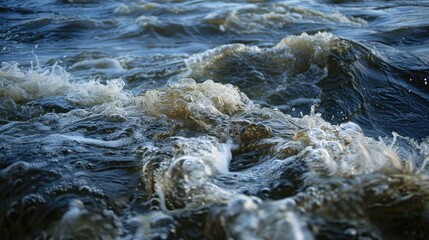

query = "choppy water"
[1,0,429,239]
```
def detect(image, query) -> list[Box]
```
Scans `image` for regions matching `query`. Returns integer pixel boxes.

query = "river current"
[1,0,429,239]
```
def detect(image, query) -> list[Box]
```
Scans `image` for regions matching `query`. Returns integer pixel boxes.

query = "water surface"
[1,0,429,239]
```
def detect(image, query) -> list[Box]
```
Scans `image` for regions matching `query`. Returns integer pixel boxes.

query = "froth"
[135,16,162,28]
[140,136,237,209]
[275,32,336,69]
[170,136,232,174]
[293,113,402,179]
[205,4,365,34]
[1,62,71,103]
[0,62,130,109]
[137,78,250,130]
[224,197,313,240]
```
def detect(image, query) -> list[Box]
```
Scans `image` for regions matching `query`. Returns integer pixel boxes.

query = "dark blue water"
[1,0,429,239]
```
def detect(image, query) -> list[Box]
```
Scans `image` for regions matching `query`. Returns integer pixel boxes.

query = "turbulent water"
[1,0,429,239]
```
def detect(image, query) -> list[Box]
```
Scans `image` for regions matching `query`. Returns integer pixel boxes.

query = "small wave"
[185,32,342,112]
[71,58,124,71]
[135,15,163,28]
[115,1,365,40]
[204,3,366,34]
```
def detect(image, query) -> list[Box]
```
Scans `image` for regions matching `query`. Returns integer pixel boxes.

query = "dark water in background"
[1,0,429,239]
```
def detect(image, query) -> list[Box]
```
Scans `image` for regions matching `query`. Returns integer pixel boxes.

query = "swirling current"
[1,0,429,239]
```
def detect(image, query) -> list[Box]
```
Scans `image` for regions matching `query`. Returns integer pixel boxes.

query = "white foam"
[275,32,336,67]
[290,114,402,179]
[137,78,251,129]
[1,62,71,103]
[159,155,237,208]
[66,78,127,107]
[224,196,313,240]
[171,136,232,174]
[206,4,365,34]
[135,15,162,28]
[0,62,131,109]
[114,4,131,15]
